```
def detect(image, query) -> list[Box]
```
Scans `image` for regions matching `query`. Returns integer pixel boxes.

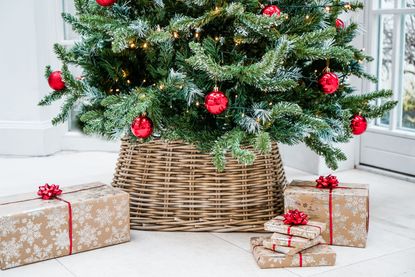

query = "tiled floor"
[1,151,414,277]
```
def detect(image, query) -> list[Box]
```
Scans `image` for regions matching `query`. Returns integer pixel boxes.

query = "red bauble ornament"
[96,0,117,6]
[262,5,281,17]
[319,72,339,94]
[335,18,345,29]
[131,116,153,139]
[350,115,367,135]
[48,71,65,91]
[204,88,229,115]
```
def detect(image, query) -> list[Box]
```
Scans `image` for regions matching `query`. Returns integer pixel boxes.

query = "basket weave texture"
[112,138,287,232]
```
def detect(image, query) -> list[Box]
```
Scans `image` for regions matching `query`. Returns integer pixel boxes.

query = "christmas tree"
[40,0,396,171]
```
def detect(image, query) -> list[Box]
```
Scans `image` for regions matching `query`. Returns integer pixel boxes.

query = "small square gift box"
[263,234,326,255]
[0,183,130,270]
[264,210,326,240]
[284,175,369,248]
[251,237,336,269]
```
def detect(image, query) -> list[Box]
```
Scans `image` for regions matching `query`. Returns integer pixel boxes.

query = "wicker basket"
[112,138,287,232]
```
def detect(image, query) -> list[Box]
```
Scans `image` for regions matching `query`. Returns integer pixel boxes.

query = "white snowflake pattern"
[318,257,329,266]
[77,224,98,248]
[23,244,53,264]
[333,233,351,246]
[284,196,298,209]
[94,206,113,228]
[347,222,367,244]
[73,203,93,225]
[53,229,70,251]
[313,190,329,201]
[0,238,23,262]
[104,226,130,244]
[302,255,316,266]
[333,210,348,235]
[5,260,22,269]
[46,207,67,230]
[28,209,45,219]
[19,219,42,245]
[333,203,349,221]
[0,216,17,237]
[344,197,367,216]
[359,210,369,220]
[113,198,129,221]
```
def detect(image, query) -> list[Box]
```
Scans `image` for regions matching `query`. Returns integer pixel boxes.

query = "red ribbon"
[37,184,73,255]
[287,235,293,247]
[299,253,303,267]
[283,209,309,225]
[329,188,334,245]
[315,175,346,245]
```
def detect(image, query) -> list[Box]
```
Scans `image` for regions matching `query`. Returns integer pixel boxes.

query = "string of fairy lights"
[112,1,361,118]
[126,2,356,50]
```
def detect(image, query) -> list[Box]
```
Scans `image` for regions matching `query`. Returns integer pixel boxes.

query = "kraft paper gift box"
[262,234,326,255]
[0,183,130,270]
[264,216,326,240]
[251,237,336,269]
[284,180,369,247]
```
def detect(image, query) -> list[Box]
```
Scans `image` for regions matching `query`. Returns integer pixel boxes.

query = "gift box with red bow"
[284,175,369,248]
[264,212,326,240]
[0,182,130,270]
[251,237,336,269]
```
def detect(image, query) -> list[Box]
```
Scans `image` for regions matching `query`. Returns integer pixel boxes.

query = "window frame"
[365,0,415,135]
[57,0,120,151]
[358,0,415,177]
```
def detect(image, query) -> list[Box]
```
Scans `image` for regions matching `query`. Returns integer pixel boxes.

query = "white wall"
[0,1,65,155]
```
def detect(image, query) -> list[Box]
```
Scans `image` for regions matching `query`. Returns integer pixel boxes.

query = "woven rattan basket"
[112,138,287,232]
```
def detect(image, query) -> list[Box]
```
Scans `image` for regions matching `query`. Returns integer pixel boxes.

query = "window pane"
[374,0,395,9]
[378,15,394,126]
[63,0,79,41]
[405,0,415,8]
[401,14,415,131]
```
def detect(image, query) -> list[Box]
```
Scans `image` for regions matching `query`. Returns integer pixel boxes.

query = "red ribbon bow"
[315,174,339,189]
[315,174,340,245]
[283,209,309,225]
[37,184,62,200]
[37,183,73,255]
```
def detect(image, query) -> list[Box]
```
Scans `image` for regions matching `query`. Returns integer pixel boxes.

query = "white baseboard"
[0,120,120,155]
[279,141,356,175]
[62,131,120,152]
[0,120,52,130]
[0,120,64,156]
[357,164,415,183]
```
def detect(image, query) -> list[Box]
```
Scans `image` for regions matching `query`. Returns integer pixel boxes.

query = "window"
[360,0,415,176]
[62,0,82,132]
[371,0,415,132]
